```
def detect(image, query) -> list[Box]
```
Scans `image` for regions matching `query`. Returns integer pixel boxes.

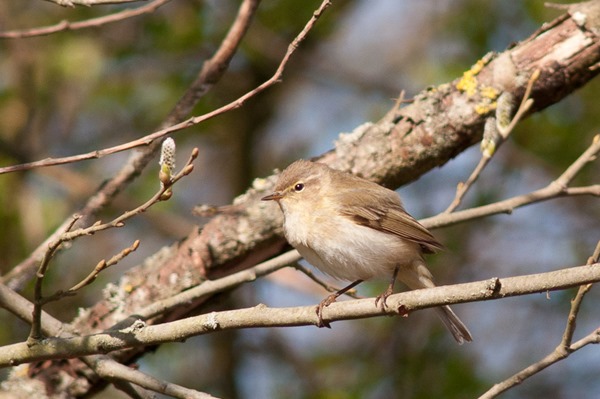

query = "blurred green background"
[0,0,598,398]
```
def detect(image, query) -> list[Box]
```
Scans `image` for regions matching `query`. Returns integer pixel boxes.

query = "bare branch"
[479,328,600,399]
[60,240,140,295]
[26,148,197,342]
[561,240,600,347]
[165,0,262,125]
[28,215,81,341]
[479,241,600,399]
[444,70,540,213]
[134,249,301,321]
[0,0,321,292]
[0,0,326,177]
[0,0,171,38]
[41,0,142,7]
[90,356,221,399]
[555,135,600,187]
[425,134,600,229]
[0,283,218,398]
[3,261,600,367]
[292,263,361,299]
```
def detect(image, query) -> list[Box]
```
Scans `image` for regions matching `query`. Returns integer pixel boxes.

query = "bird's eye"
[294,183,305,192]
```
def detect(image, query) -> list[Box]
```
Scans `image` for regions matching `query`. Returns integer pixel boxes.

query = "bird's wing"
[337,186,443,253]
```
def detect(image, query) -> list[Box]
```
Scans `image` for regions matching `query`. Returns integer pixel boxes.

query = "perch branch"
[2,261,600,367]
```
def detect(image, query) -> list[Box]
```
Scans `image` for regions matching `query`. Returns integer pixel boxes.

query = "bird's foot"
[374,285,394,310]
[315,293,338,328]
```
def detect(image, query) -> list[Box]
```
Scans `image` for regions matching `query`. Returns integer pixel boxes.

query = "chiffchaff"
[262,159,472,344]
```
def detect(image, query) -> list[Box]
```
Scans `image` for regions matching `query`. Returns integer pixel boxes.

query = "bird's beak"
[261,192,283,201]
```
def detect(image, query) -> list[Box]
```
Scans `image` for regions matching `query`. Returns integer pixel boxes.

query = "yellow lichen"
[475,101,497,115]
[456,58,487,96]
[456,70,478,96]
[455,56,500,98]
[481,85,500,100]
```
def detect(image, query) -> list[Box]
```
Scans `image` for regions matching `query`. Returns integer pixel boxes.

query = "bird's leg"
[316,279,363,328]
[375,267,399,309]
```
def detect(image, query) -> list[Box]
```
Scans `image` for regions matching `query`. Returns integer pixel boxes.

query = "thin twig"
[444,70,540,213]
[164,0,262,126]
[292,263,361,299]
[91,356,220,399]
[57,148,196,242]
[560,239,600,347]
[479,240,600,399]
[1,0,325,294]
[135,249,302,320]
[26,148,197,342]
[42,0,140,7]
[28,215,81,341]
[479,328,600,399]
[0,0,172,39]
[0,0,328,176]
[427,134,600,229]
[430,184,599,229]
[553,134,600,187]
[42,240,140,304]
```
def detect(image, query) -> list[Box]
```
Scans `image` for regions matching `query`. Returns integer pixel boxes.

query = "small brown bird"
[262,160,472,344]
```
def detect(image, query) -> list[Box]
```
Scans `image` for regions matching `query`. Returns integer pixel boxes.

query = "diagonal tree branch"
[1,0,171,38]
[444,69,539,213]
[423,134,600,229]
[2,0,263,291]
[41,0,141,7]
[479,241,600,399]
[0,283,218,398]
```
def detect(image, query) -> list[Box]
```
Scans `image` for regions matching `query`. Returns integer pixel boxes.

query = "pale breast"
[283,208,423,281]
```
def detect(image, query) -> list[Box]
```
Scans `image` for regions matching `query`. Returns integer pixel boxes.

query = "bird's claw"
[315,293,338,328]
[374,287,393,310]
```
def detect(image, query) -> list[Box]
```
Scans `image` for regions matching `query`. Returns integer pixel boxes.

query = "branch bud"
[481,117,499,158]
[495,91,516,131]
[159,137,176,186]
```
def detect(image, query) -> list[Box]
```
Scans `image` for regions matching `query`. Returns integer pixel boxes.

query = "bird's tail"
[399,259,473,344]
[435,305,472,345]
